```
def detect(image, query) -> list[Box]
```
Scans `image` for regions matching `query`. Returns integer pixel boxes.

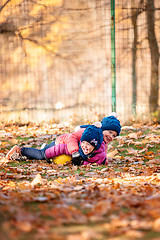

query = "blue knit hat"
[81,125,103,150]
[101,116,121,136]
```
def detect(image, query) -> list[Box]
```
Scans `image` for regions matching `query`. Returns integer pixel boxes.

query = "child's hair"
[80,125,103,150]
[101,115,121,135]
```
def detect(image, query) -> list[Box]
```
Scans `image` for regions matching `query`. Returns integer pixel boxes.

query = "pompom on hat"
[101,113,121,136]
[80,125,103,150]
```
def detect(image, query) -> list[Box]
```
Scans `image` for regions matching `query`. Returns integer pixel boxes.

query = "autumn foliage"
[0,122,160,240]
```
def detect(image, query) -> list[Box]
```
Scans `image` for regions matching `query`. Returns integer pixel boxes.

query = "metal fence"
[0,0,159,124]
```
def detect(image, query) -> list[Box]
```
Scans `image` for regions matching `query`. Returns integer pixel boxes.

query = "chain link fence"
[0,0,159,124]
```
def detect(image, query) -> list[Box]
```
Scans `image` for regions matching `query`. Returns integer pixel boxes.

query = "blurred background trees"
[0,0,159,123]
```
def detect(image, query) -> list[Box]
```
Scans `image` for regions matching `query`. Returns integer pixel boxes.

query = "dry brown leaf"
[125,230,144,238]
[31,173,44,187]
[16,221,32,232]
[0,157,9,165]
[153,218,160,232]
[108,149,118,158]
[17,181,32,190]
[127,148,138,155]
[128,132,139,139]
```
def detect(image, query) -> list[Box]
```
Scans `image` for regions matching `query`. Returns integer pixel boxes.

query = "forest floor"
[0,122,160,240]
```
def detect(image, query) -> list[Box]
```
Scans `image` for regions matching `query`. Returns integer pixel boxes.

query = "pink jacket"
[56,128,109,154]
[45,143,70,159]
[45,128,108,165]
[55,128,85,154]
[82,141,106,165]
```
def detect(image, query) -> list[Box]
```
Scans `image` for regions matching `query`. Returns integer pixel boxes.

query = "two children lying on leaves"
[6,114,121,166]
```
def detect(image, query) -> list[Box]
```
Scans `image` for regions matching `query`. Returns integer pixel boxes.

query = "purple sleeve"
[45,143,70,159]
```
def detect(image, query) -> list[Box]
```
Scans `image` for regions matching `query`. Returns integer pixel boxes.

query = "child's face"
[81,141,94,155]
[103,130,117,143]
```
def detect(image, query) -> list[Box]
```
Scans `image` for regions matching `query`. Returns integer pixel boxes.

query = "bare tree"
[146,0,159,112]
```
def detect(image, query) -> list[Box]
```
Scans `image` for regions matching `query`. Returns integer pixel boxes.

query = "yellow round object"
[53,154,71,165]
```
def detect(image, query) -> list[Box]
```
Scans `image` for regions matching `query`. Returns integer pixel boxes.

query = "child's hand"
[71,152,84,166]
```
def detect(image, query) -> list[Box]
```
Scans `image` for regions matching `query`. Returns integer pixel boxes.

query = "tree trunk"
[146,0,159,112]
[131,2,139,115]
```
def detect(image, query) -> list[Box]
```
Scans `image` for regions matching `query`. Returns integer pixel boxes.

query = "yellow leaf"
[114,155,122,160]
[1,141,8,146]
[108,149,118,158]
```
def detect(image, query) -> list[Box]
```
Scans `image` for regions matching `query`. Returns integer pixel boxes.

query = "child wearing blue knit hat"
[101,115,121,135]
[71,112,121,164]
[45,113,121,165]
[77,112,121,141]
[80,125,103,150]
[100,113,121,144]
[6,113,120,166]
[71,125,105,165]
[7,125,106,166]
[44,124,106,166]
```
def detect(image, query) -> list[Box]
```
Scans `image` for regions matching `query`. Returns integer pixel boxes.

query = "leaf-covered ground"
[0,122,160,240]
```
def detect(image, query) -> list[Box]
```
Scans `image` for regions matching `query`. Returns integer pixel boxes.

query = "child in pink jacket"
[45,125,106,166]
[6,113,121,165]
[65,114,121,164]
[7,125,106,166]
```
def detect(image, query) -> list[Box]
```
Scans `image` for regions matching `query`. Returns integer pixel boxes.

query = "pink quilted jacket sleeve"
[66,128,85,154]
[45,143,70,159]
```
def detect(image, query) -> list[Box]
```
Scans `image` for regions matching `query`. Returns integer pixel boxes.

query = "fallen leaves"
[0,123,160,239]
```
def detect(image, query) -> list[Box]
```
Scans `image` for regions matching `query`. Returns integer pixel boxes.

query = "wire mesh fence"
[0,0,159,124]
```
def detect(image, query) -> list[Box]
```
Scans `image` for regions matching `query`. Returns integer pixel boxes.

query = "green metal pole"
[111,0,116,112]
